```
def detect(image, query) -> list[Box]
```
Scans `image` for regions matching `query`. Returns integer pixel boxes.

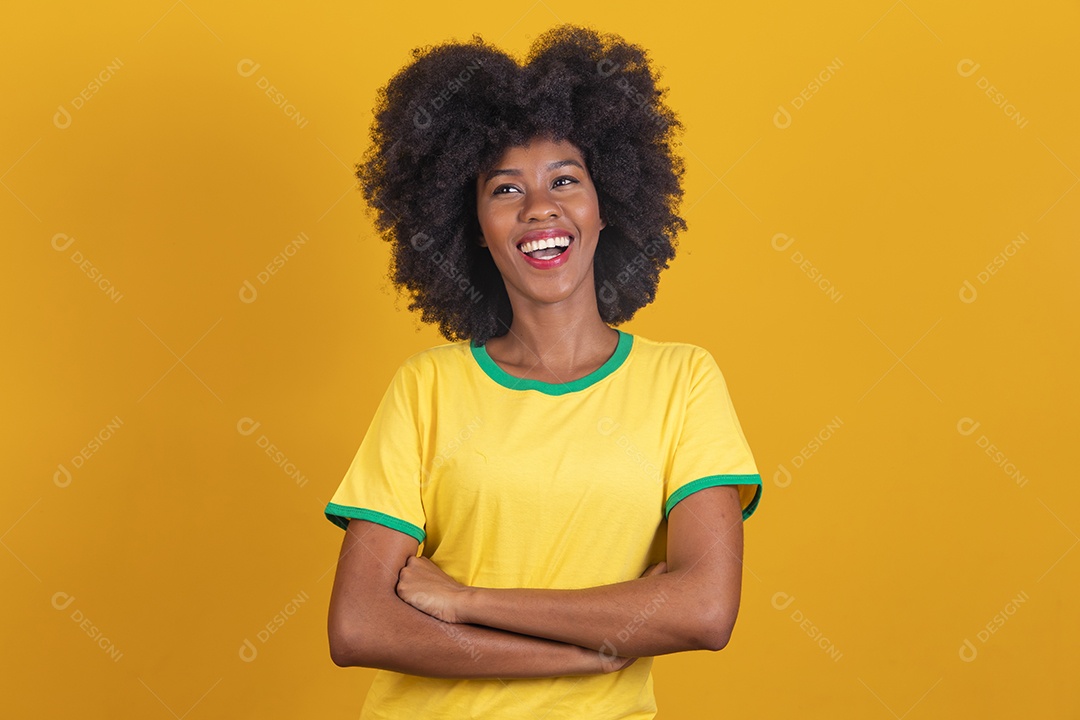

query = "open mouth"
[517,235,574,260]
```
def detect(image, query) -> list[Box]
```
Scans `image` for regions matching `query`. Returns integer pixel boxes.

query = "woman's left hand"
[395,555,472,623]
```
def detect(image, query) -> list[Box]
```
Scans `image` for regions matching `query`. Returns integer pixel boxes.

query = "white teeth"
[518,235,571,254]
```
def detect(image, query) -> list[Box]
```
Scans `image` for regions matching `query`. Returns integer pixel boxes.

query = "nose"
[520,185,559,222]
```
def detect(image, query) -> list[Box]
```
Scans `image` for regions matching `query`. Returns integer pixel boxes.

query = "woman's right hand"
[598,651,638,674]
[640,561,667,578]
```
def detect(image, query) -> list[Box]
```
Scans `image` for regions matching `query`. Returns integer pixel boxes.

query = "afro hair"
[356,24,687,345]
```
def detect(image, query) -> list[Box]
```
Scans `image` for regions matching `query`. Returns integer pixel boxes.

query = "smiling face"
[475,136,606,310]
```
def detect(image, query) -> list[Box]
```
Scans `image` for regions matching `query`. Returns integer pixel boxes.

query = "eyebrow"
[483,159,585,183]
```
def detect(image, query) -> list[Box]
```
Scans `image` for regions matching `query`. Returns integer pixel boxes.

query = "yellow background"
[3,1,1077,717]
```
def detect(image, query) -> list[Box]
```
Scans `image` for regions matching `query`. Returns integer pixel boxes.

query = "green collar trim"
[470,330,633,396]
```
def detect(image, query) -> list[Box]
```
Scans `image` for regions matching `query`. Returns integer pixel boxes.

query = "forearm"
[333,593,608,678]
[461,570,734,657]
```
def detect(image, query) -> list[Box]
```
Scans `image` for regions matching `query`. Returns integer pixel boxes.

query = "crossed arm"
[327,485,745,677]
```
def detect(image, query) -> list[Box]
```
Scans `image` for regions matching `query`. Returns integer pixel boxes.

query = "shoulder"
[396,339,473,379]
[627,333,718,377]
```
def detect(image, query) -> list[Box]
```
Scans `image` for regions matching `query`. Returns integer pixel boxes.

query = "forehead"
[492,136,591,169]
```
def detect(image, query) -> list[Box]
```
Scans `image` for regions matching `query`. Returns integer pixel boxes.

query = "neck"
[495,282,617,368]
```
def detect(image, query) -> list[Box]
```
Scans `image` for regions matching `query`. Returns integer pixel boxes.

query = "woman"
[324,24,763,719]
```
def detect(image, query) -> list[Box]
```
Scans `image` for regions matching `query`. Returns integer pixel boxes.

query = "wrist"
[457,585,482,625]
[565,643,606,676]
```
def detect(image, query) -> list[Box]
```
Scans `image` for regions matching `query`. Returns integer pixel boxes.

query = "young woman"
[324,24,763,719]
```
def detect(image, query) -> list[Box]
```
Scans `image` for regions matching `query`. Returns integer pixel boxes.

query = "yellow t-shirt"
[325,330,762,719]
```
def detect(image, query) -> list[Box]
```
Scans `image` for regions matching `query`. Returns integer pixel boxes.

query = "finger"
[641,561,667,577]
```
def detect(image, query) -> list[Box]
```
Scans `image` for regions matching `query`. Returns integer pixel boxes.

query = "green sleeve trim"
[665,474,762,521]
[324,502,426,543]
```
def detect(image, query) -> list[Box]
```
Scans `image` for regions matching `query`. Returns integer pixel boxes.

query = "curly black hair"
[356,24,687,345]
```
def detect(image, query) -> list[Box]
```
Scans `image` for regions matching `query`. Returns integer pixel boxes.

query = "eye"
[492,184,520,195]
[553,176,579,187]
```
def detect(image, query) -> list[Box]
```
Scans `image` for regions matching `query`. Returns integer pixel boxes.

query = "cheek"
[579,202,604,227]
[477,200,506,228]
[475,209,498,242]
[583,189,603,222]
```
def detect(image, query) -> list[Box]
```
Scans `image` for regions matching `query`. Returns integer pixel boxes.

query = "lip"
[517,232,575,270]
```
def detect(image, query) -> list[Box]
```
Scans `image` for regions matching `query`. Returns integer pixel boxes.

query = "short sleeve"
[324,363,427,543]
[664,349,763,521]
